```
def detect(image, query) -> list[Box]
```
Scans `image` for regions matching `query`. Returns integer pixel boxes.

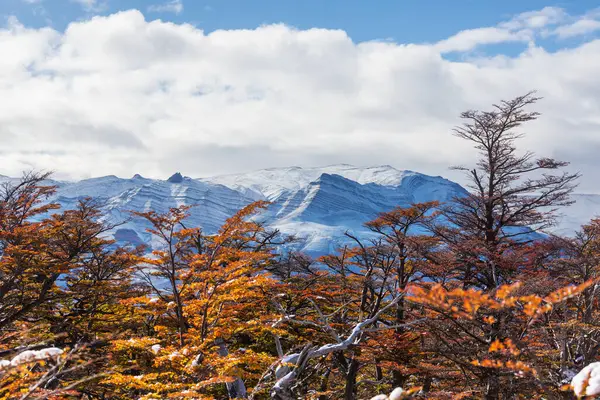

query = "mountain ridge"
[0,165,597,254]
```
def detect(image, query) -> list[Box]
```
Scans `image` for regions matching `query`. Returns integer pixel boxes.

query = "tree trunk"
[375,361,383,382]
[392,370,405,389]
[392,293,407,388]
[422,374,432,393]
[485,372,500,400]
[318,368,331,400]
[216,338,247,399]
[344,359,359,400]
[485,317,502,400]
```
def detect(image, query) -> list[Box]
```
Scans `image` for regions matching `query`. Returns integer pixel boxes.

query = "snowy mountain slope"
[198,164,422,201]
[84,176,253,250]
[203,166,467,254]
[1,173,253,251]
[2,165,596,254]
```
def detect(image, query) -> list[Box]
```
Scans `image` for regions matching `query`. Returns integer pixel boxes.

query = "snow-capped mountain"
[0,173,252,251]
[1,165,598,255]
[201,167,466,254]
[199,165,417,200]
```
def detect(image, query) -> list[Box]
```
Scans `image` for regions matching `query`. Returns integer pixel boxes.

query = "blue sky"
[3,0,599,47]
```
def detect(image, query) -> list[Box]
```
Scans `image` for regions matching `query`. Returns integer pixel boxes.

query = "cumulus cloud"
[500,7,568,30]
[436,6,600,52]
[148,0,183,15]
[0,8,599,191]
[435,7,568,53]
[434,27,531,53]
[554,19,600,38]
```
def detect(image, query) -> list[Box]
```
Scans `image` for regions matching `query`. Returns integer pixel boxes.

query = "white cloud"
[0,9,599,192]
[148,0,183,15]
[500,7,568,30]
[554,19,600,38]
[536,7,600,39]
[22,0,44,4]
[435,8,567,53]
[436,6,600,53]
[434,27,530,53]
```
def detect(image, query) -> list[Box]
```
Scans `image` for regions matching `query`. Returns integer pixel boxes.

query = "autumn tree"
[0,173,143,398]
[363,202,440,388]
[539,220,600,386]
[408,280,596,399]
[437,92,579,289]
[0,172,61,329]
[47,198,143,346]
[365,201,439,323]
[0,337,108,399]
[106,202,285,399]
[260,210,436,400]
[131,205,199,346]
[423,92,580,399]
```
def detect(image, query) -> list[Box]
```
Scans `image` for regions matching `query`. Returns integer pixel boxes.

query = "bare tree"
[430,92,579,399]
[436,92,579,289]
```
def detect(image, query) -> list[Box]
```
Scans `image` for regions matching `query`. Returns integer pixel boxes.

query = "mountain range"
[1,165,597,255]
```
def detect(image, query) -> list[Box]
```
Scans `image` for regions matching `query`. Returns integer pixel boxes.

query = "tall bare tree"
[436,92,579,289]
[431,92,579,399]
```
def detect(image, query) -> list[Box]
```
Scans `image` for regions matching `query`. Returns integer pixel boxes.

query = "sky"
[1,1,600,191]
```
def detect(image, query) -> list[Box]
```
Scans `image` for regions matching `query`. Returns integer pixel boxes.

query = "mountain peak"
[167,172,184,183]
[198,164,413,201]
